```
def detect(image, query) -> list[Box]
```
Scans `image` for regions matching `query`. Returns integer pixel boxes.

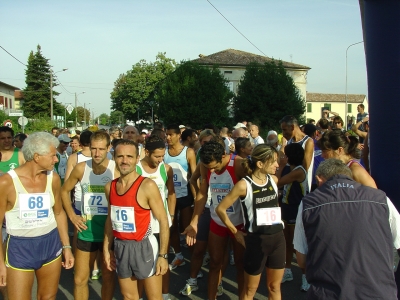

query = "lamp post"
[50,68,68,121]
[74,92,85,130]
[83,102,91,129]
[345,41,363,129]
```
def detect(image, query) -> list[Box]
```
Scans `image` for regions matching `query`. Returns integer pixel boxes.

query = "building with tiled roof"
[192,49,311,99]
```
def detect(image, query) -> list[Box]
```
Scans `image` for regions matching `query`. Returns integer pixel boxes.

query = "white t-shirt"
[253,136,265,146]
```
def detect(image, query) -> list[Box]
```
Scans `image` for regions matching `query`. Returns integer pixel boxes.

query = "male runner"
[103,139,169,300]
[55,134,70,185]
[0,126,25,176]
[164,124,197,270]
[61,131,118,300]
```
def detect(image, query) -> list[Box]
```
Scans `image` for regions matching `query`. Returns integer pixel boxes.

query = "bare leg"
[119,276,140,300]
[36,256,62,300]
[242,272,261,300]
[231,236,245,297]
[101,256,116,300]
[7,267,34,300]
[74,248,97,300]
[266,268,284,300]
[143,274,163,300]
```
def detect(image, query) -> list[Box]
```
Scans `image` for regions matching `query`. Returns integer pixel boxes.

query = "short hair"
[333,116,344,125]
[266,134,278,146]
[166,124,180,135]
[181,129,197,142]
[358,104,365,110]
[51,127,59,132]
[145,135,165,154]
[79,130,92,147]
[198,129,216,143]
[235,137,250,156]
[123,126,139,135]
[71,136,80,142]
[22,132,59,161]
[284,143,304,166]
[15,133,27,142]
[154,121,164,130]
[109,126,119,134]
[90,131,110,147]
[0,126,14,137]
[280,115,298,126]
[308,119,315,124]
[303,124,317,137]
[318,118,329,130]
[242,144,278,176]
[114,139,139,157]
[75,130,81,135]
[199,141,225,164]
[316,158,353,180]
[150,128,165,139]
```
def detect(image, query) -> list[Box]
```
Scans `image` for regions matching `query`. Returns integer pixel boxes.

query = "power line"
[0,45,27,66]
[206,0,267,57]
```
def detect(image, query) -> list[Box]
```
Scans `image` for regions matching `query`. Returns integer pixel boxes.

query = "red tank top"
[109,176,151,241]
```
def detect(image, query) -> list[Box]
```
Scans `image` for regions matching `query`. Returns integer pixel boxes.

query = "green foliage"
[67,106,91,127]
[110,52,176,121]
[109,110,124,125]
[233,61,306,132]
[157,61,233,129]
[22,45,64,119]
[25,118,55,133]
[96,113,109,125]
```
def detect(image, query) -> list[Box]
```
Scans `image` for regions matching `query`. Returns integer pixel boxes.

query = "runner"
[55,134,71,185]
[216,144,284,300]
[0,132,74,299]
[103,139,169,300]
[61,131,118,300]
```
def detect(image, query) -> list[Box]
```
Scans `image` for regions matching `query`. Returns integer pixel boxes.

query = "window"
[307,103,312,113]
[348,104,352,113]
[324,103,331,111]
[224,71,232,74]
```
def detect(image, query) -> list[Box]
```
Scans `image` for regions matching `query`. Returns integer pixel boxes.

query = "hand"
[70,214,87,232]
[362,116,369,123]
[357,143,364,150]
[104,250,116,271]
[155,257,168,276]
[182,223,198,246]
[0,263,6,286]
[234,231,247,248]
[323,110,329,113]
[61,248,74,269]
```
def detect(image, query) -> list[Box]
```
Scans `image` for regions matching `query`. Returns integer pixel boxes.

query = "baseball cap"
[233,122,246,129]
[58,134,71,143]
[179,125,186,129]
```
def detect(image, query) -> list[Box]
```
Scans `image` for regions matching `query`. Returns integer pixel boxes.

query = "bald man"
[122,126,145,159]
[250,125,264,146]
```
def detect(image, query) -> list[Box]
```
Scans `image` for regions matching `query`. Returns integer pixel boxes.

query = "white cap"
[233,122,246,129]
[267,130,278,138]
[179,125,186,129]
[141,129,148,134]
[58,134,71,143]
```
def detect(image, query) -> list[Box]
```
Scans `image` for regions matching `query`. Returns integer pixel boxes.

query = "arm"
[293,202,307,268]
[103,181,116,271]
[64,153,77,181]
[303,138,314,171]
[52,173,74,269]
[350,164,377,189]
[144,179,169,276]
[189,162,201,198]
[277,167,306,188]
[363,133,370,172]
[324,110,339,117]
[216,179,247,248]
[351,120,368,139]
[165,164,177,220]
[0,175,12,286]
[187,148,197,198]
[60,163,87,231]
[234,156,246,180]
[182,163,209,246]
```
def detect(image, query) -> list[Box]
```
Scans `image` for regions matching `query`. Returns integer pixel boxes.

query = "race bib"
[110,206,136,233]
[83,193,108,216]
[210,183,234,213]
[19,193,51,220]
[256,207,281,226]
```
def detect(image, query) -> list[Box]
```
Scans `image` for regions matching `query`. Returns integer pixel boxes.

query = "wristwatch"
[158,253,168,259]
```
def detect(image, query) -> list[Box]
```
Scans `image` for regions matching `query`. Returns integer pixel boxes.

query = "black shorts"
[77,238,104,252]
[244,231,286,275]
[281,203,300,225]
[176,195,194,210]
[197,207,211,242]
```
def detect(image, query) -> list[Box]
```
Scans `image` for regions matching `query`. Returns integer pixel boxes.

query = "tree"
[157,61,233,129]
[22,45,64,119]
[96,113,109,125]
[109,110,124,125]
[66,106,90,127]
[110,52,176,121]
[233,61,306,132]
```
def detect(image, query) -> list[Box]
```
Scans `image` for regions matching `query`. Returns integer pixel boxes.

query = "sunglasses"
[334,122,342,125]
[61,141,70,145]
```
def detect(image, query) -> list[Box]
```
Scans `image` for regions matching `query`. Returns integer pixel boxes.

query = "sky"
[1,0,366,117]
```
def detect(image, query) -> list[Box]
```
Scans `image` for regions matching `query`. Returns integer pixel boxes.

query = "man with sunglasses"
[332,116,345,132]
[55,134,71,185]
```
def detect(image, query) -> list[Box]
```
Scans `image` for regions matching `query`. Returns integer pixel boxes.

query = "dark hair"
[181,129,196,142]
[90,131,110,147]
[166,124,180,135]
[284,143,304,166]
[0,126,14,137]
[358,104,365,110]
[75,130,81,135]
[303,124,317,137]
[308,119,315,124]
[280,115,298,126]
[318,118,329,130]
[15,133,27,142]
[150,128,165,139]
[154,121,164,130]
[114,139,139,157]
[242,144,278,176]
[318,130,359,158]
[145,135,165,154]
[80,130,92,147]
[235,137,250,156]
[333,116,344,126]
[51,127,59,131]
[199,140,225,164]
[71,136,80,142]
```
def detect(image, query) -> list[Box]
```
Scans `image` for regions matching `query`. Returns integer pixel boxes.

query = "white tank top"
[164,147,189,198]
[6,170,57,237]
[136,161,172,233]
[73,153,92,212]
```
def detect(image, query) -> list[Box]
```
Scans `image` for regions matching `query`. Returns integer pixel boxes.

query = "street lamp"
[345,41,363,129]
[84,102,91,128]
[74,92,85,130]
[50,68,68,121]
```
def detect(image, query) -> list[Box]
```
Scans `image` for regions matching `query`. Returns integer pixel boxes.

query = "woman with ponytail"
[317,129,377,188]
[216,144,284,300]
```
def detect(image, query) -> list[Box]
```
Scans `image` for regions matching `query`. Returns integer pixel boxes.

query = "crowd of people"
[0,106,398,300]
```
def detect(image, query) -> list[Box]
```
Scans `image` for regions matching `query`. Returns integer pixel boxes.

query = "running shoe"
[91,270,102,280]
[281,269,293,283]
[300,274,310,292]
[179,280,199,296]
[202,252,210,266]
[197,270,204,279]
[229,250,235,266]
[169,256,186,270]
[217,282,224,297]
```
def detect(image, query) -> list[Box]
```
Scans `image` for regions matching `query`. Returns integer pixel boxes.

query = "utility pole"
[75,92,77,130]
